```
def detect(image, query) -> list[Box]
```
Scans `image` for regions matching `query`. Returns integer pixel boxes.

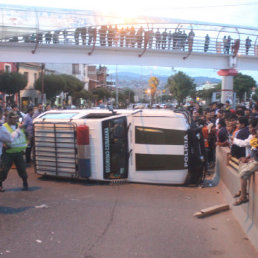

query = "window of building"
[4,64,11,72]
[34,73,37,81]
[72,64,79,75]
[24,72,28,81]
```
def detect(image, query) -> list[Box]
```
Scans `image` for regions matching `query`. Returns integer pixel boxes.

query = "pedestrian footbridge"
[0,4,258,71]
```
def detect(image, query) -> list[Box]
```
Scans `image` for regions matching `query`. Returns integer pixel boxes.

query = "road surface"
[0,166,257,258]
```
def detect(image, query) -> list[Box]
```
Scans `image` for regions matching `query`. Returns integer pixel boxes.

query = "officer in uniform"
[0,111,29,192]
[0,107,12,166]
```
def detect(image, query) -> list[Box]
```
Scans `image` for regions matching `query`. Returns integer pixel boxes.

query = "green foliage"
[121,88,135,103]
[60,74,84,93]
[34,74,65,101]
[252,87,258,101]
[148,76,160,98]
[233,73,256,102]
[0,71,27,94]
[59,74,84,103]
[72,89,92,104]
[156,94,173,103]
[91,87,111,102]
[197,84,221,102]
[166,71,195,104]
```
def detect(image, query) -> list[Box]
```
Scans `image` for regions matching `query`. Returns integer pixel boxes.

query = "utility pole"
[41,63,45,105]
[16,62,21,109]
[116,65,118,108]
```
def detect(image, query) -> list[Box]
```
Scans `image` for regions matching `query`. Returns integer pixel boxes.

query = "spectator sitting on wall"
[231,116,250,159]
[233,118,258,205]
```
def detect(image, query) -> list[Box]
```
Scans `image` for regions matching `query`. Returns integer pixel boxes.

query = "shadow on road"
[4,186,41,192]
[37,175,110,186]
[0,206,33,214]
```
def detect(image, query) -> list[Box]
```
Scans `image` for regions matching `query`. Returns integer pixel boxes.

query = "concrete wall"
[216,146,258,251]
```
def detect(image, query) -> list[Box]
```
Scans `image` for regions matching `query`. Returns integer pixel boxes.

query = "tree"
[148,76,159,104]
[166,71,195,104]
[121,88,135,104]
[72,89,92,106]
[0,71,27,107]
[234,73,256,102]
[197,84,221,104]
[0,71,27,94]
[91,87,111,104]
[60,74,84,104]
[34,74,65,103]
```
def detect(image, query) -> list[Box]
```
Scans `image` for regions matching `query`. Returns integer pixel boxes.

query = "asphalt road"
[0,166,257,258]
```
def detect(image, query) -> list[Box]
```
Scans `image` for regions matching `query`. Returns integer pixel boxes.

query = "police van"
[33,108,205,185]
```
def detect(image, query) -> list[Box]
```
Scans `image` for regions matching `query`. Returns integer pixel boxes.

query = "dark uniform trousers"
[0,151,28,183]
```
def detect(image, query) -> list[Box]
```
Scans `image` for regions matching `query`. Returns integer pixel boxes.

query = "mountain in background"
[193,76,221,85]
[110,72,221,86]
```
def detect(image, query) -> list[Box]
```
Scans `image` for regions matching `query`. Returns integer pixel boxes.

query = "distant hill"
[193,76,221,85]
[110,72,221,86]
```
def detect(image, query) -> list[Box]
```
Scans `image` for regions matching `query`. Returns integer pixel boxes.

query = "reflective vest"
[4,123,27,153]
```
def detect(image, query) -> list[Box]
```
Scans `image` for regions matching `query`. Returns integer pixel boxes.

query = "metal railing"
[1,25,258,57]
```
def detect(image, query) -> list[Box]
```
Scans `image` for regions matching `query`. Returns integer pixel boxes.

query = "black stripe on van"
[136,154,185,171]
[135,126,185,145]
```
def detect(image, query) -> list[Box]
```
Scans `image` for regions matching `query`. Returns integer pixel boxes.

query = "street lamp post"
[147,89,151,107]
[16,62,21,109]
[41,63,45,105]
[115,65,118,108]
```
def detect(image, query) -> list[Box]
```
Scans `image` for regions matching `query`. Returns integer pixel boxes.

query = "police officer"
[0,111,28,192]
[0,107,12,166]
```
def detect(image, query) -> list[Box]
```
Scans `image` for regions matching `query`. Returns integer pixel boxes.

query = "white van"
[33,108,205,185]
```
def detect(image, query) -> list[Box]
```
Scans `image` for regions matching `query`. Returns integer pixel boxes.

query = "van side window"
[135,126,184,145]
[136,154,184,171]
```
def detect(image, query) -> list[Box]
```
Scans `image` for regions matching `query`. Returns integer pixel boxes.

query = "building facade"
[18,63,43,110]
[0,62,18,107]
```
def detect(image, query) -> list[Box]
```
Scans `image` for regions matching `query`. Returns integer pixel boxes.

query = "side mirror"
[107,105,116,115]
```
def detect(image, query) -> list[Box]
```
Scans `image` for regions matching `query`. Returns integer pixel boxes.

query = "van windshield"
[39,113,78,119]
[102,116,128,179]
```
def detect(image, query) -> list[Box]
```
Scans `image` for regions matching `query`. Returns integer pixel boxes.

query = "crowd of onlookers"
[6,25,254,55]
[0,99,257,202]
[0,103,51,162]
[188,99,258,205]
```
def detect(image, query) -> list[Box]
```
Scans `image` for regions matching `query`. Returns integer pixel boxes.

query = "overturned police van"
[33,108,205,185]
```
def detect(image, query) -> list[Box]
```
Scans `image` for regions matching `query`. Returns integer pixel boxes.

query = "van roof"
[34,108,186,121]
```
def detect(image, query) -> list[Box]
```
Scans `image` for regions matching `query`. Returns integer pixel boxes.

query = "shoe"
[208,162,214,168]
[233,197,249,206]
[0,186,5,192]
[233,191,241,198]
[233,191,248,198]
[22,185,28,191]
[22,181,29,191]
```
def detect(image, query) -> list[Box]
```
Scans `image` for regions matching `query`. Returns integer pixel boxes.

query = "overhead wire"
[142,2,258,11]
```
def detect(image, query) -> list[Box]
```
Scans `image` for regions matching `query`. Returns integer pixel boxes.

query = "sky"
[1,0,258,81]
